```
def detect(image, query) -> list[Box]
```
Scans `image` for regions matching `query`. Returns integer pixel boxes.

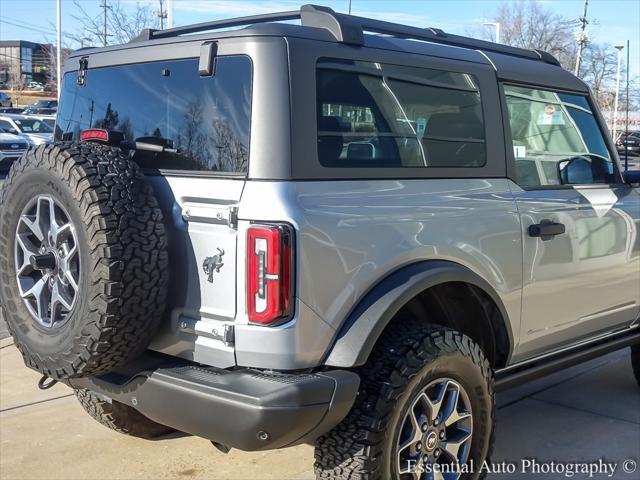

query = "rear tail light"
[246,224,294,325]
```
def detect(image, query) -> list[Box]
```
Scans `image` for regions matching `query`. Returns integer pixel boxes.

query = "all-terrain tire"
[0,143,169,379]
[631,345,640,387]
[314,322,495,480]
[75,388,173,439]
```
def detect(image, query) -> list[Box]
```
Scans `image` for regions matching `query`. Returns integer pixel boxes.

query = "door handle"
[528,220,565,238]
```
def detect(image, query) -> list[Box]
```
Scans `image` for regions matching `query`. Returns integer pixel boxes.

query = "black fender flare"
[323,260,514,367]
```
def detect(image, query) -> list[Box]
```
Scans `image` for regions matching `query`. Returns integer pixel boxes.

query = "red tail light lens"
[246,224,294,325]
[80,129,109,142]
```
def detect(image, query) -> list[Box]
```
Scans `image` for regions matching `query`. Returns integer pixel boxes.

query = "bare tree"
[69,0,165,47]
[478,0,578,71]
[476,1,639,112]
[39,43,72,89]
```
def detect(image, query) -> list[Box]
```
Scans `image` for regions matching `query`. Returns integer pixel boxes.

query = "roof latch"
[199,41,218,77]
[77,57,88,86]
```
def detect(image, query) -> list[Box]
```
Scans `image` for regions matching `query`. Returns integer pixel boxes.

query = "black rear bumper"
[67,353,360,451]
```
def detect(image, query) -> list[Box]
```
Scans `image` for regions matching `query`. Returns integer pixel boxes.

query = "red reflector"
[80,129,110,142]
[246,224,294,325]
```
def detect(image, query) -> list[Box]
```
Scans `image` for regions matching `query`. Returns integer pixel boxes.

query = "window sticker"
[513,145,527,158]
[537,104,565,125]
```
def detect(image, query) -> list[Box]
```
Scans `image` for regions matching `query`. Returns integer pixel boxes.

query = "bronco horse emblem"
[202,248,225,283]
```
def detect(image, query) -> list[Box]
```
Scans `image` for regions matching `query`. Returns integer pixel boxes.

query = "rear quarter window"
[56,56,252,174]
[316,58,486,169]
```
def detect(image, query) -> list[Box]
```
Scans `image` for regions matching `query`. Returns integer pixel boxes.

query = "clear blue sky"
[1,0,638,75]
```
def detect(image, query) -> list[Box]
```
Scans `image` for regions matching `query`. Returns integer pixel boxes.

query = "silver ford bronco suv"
[1,5,639,479]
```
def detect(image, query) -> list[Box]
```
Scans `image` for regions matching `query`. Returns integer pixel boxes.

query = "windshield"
[13,118,53,133]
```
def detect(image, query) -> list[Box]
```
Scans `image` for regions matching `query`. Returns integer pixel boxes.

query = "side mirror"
[623,170,640,185]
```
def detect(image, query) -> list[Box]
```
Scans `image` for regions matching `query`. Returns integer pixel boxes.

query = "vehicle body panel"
[512,183,640,359]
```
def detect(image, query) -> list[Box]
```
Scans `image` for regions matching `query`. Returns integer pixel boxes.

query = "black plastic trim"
[495,329,640,391]
[323,260,514,368]
[67,353,359,451]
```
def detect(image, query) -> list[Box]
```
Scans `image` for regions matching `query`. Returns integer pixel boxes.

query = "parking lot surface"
[1,335,638,480]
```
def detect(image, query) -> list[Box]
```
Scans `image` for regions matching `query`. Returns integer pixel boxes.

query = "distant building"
[0,40,51,87]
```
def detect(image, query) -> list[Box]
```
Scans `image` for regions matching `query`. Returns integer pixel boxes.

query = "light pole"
[167,0,174,28]
[612,45,624,139]
[483,22,500,43]
[56,0,61,100]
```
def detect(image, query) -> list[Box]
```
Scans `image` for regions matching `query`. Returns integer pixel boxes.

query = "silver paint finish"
[147,175,244,367]
[511,183,640,360]
[235,179,523,369]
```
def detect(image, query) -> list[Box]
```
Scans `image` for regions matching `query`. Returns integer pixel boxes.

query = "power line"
[0,17,74,40]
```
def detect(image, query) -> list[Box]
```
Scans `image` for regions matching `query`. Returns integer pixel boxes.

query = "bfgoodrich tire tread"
[75,388,173,439]
[314,322,495,479]
[0,143,169,378]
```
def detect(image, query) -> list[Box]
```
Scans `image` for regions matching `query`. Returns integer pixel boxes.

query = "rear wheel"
[75,389,173,439]
[314,323,494,479]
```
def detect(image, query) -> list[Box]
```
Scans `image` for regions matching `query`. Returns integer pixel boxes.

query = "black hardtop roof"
[68,4,588,93]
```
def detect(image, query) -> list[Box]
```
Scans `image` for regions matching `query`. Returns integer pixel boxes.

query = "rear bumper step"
[67,353,360,451]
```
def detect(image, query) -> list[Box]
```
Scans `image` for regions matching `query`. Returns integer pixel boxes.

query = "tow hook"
[37,374,58,390]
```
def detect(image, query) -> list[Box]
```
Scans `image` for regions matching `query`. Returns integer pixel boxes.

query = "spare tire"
[0,142,168,379]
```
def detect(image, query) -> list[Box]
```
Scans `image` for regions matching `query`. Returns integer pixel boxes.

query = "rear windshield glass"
[316,58,485,168]
[56,56,252,174]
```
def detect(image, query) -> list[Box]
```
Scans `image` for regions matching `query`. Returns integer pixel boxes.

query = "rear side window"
[316,58,486,168]
[56,56,252,174]
[504,85,615,187]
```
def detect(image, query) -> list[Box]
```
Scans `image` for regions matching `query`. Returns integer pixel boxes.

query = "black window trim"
[499,81,626,191]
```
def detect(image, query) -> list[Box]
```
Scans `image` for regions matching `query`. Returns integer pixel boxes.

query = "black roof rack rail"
[129,4,560,66]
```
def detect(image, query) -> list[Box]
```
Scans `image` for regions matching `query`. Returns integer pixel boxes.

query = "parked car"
[0,114,54,145]
[26,81,44,91]
[0,128,29,174]
[0,107,24,114]
[616,132,640,156]
[29,107,57,115]
[26,114,56,129]
[0,6,639,480]
[0,91,12,107]
[22,99,58,114]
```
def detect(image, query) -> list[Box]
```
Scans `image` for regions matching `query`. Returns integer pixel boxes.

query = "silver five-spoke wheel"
[397,378,473,480]
[14,194,80,328]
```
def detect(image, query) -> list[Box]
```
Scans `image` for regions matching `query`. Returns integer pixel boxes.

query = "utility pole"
[157,0,167,30]
[348,0,352,15]
[574,0,589,76]
[167,0,174,29]
[101,0,109,47]
[56,0,61,100]
[612,45,624,139]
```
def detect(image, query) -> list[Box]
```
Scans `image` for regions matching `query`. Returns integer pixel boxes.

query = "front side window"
[56,56,252,174]
[13,118,53,133]
[505,85,615,187]
[0,119,18,134]
[316,58,486,168]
